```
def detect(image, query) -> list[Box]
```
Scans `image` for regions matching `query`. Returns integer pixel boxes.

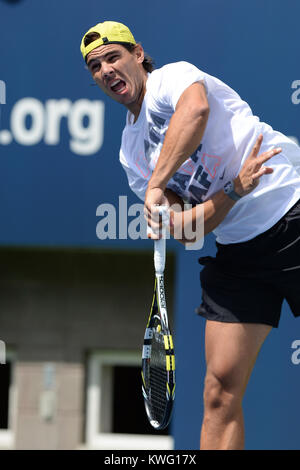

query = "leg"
[200,320,272,450]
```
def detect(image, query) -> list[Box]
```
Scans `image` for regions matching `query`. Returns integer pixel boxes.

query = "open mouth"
[110,79,127,94]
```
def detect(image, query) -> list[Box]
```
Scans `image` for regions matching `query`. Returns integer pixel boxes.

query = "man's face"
[86,43,147,109]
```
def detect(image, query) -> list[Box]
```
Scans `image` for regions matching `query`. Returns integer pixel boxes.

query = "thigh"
[204,321,272,394]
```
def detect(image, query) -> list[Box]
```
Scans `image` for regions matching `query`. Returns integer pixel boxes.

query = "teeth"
[111,79,121,87]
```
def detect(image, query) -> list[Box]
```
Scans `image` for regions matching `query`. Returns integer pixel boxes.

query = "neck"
[127,72,148,123]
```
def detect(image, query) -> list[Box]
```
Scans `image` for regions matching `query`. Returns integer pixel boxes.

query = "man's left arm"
[144,81,209,215]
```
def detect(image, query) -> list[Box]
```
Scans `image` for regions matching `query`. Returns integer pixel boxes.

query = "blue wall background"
[0,0,299,449]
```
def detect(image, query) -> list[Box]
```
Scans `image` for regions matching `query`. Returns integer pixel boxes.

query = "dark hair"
[84,32,155,73]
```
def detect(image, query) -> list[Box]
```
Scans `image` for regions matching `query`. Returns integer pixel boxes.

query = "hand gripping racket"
[142,208,175,430]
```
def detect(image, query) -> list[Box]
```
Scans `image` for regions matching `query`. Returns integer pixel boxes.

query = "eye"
[88,62,100,73]
[108,54,118,62]
[92,64,100,72]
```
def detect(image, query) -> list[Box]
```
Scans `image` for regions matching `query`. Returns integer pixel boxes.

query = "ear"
[133,43,145,64]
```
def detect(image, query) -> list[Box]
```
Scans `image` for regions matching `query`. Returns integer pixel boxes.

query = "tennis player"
[80,21,300,450]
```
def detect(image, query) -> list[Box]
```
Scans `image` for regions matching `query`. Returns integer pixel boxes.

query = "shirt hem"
[215,192,300,245]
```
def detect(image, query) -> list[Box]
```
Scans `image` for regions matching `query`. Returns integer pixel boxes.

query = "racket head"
[141,276,175,430]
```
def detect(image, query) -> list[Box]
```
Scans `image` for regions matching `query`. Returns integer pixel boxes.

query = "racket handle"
[154,237,166,274]
[153,206,168,274]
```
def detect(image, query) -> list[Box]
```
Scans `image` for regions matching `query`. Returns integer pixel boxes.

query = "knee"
[203,371,243,418]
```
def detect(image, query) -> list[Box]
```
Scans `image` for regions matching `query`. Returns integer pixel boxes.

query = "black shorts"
[196,199,300,328]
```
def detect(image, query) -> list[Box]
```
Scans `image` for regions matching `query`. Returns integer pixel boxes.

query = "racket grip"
[154,205,168,273]
[154,237,166,274]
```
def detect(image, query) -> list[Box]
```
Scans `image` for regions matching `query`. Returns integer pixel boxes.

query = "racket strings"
[147,329,168,421]
[142,282,175,430]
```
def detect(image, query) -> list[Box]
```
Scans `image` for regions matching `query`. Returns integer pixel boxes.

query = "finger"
[145,205,170,228]
[144,211,163,228]
[146,207,166,230]
[169,210,174,229]
[147,232,160,240]
[146,217,161,237]
[146,215,164,229]
[257,147,282,164]
[145,215,161,231]
[252,166,274,180]
[147,222,166,239]
[147,225,160,240]
[249,134,263,159]
[144,204,160,221]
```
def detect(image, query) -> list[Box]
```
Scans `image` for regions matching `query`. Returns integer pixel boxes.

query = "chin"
[117,94,134,105]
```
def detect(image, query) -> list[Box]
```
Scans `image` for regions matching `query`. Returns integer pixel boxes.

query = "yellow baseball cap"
[80,21,136,61]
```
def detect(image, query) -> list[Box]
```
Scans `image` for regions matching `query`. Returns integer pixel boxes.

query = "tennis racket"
[141,210,175,430]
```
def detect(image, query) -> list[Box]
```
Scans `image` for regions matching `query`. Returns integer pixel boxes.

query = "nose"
[101,62,114,81]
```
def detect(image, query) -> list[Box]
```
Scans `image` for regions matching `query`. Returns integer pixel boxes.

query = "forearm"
[201,188,236,235]
[170,188,236,244]
[148,83,209,191]
[149,112,208,190]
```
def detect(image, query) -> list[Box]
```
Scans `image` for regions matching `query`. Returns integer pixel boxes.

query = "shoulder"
[149,61,204,82]
[146,62,206,110]
[147,61,206,95]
